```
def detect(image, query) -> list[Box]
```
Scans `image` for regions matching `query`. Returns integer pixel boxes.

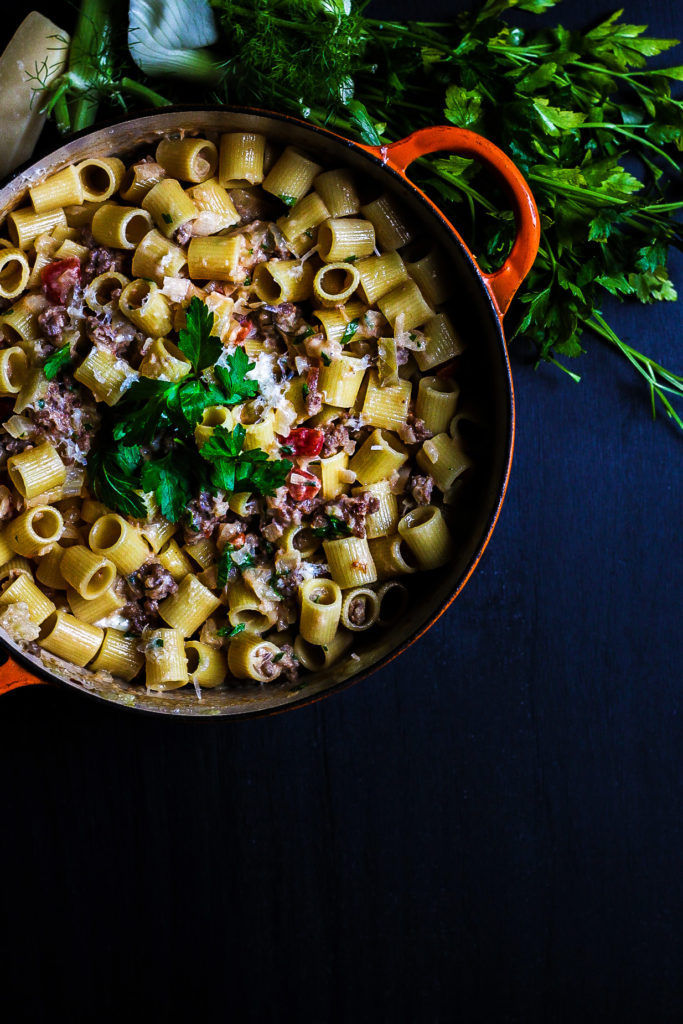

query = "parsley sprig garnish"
[43,343,72,381]
[88,299,291,523]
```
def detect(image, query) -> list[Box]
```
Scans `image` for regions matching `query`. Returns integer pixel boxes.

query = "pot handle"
[0,654,48,696]
[363,126,540,317]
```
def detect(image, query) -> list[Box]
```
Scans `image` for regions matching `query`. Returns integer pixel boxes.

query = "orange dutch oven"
[0,108,540,716]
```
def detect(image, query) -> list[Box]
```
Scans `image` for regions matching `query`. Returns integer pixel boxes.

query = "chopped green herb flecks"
[217,623,246,638]
[340,319,359,345]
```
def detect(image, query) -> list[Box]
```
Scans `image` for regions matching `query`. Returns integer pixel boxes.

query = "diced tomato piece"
[234,320,251,345]
[41,258,81,305]
[286,468,321,502]
[281,427,324,458]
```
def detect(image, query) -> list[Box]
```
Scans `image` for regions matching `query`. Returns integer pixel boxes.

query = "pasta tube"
[262,146,322,204]
[318,218,376,262]
[187,235,244,282]
[60,544,116,600]
[313,263,360,308]
[131,228,187,284]
[323,536,377,588]
[340,587,380,632]
[252,259,314,304]
[84,271,130,315]
[293,629,352,671]
[89,628,144,681]
[414,312,465,371]
[119,161,166,203]
[144,629,188,690]
[360,194,415,251]
[142,178,197,238]
[66,585,126,625]
[416,376,460,435]
[156,137,218,183]
[38,610,104,666]
[348,428,408,485]
[368,534,419,581]
[89,515,151,575]
[77,157,126,201]
[0,572,56,624]
[219,132,266,187]
[158,574,221,637]
[398,505,454,570]
[299,578,342,646]
[361,371,413,432]
[6,207,66,249]
[118,279,173,336]
[227,632,284,682]
[352,480,398,539]
[185,641,227,688]
[90,203,153,250]
[73,347,131,406]
[318,353,367,408]
[0,247,30,300]
[7,443,66,499]
[0,346,28,395]
[376,580,409,625]
[416,434,472,492]
[314,168,360,217]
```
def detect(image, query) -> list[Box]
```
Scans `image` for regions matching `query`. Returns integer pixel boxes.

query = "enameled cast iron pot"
[0,108,539,717]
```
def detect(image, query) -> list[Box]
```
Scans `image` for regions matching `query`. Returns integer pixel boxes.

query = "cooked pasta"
[0,129,481,698]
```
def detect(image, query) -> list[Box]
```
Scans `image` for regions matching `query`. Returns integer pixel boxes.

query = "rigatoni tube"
[7,442,66,499]
[185,641,227,688]
[89,515,151,575]
[0,573,56,624]
[6,505,64,557]
[158,574,221,637]
[156,137,218,183]
[38,611,104,666]
[89,628,144,681]
[144,629,188,690]
[299,578,342,646]
[348,428,408,486]
[323,536,377,588]
[60,545,116,600]
[398,505,454,570]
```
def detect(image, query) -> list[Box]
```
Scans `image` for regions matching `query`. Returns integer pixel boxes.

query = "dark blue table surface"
[1,1,681,1021]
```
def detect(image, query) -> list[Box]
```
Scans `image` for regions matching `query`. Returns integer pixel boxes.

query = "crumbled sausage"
[30,378,100,461]
[37,304,69,343]
[397,412,433,445]
[0,484,17,521]
[126,560,178,603]
[320,421,355,458]
[82,245,127,285]
[347,597,368,626]
[409,473,434,505]
[273,302,307,335]
[174,221,194,246]
[305,365,322,416]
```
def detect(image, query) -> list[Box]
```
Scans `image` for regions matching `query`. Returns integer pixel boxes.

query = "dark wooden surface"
[1,1,682,1020]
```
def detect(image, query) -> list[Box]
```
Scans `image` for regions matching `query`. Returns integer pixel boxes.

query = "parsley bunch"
[89,298,292,523]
